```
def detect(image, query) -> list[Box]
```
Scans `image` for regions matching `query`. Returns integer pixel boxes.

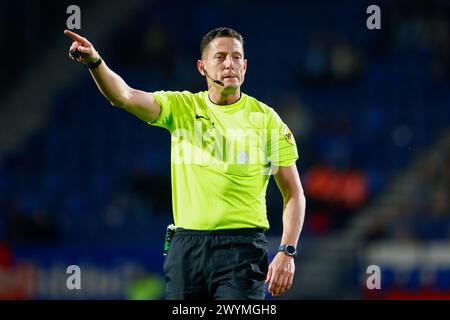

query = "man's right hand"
[64,29,100,64]
[63,29,161,123]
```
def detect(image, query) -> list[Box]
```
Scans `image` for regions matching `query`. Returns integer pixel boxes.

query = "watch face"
[286,245,296,255]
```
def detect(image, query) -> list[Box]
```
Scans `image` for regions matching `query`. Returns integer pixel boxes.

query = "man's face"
[200,37,247,90]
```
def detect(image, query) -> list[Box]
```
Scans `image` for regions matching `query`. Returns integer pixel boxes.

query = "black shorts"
[163,228,268,300]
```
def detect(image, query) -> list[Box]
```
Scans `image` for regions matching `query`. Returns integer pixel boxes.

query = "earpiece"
[200,64,224,86]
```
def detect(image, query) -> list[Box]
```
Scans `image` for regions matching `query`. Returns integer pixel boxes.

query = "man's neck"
[208,89,241,105]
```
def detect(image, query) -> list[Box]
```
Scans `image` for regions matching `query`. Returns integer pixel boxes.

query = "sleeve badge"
[283,125,295,145]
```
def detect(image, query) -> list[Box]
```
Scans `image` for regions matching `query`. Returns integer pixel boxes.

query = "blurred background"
[0,0,449,299]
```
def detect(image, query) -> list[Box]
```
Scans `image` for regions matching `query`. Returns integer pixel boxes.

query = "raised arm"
[64,30,160,123]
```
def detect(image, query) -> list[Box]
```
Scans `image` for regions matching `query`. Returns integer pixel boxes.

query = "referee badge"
[283,125,295,145]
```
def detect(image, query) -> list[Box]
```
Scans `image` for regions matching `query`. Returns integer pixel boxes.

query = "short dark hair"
[200,27,244,58]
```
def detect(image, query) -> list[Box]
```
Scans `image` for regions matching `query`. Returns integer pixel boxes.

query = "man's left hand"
[265,252,295,296]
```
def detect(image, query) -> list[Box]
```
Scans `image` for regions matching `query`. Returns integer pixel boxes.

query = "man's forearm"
[280,193,306,247]
[65,30,160,123]
[88,60,131,107]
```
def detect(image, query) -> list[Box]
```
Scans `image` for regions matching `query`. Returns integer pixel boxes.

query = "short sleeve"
[148,90,177,131]
[267,108,299,167]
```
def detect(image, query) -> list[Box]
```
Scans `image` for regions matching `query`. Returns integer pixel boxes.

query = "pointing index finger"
[64,29,85,43]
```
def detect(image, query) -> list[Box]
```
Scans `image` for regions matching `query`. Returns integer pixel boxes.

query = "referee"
[64,27,306,300]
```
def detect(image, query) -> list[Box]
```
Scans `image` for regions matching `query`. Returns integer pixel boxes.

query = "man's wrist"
[83,56,103,69]
[278,244,297,258]
[277,251,295,259]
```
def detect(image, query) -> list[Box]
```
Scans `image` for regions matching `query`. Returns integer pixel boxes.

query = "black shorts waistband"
[175,228,265,236]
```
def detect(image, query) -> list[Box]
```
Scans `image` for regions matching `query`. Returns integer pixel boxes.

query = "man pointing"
[64,27,306,299]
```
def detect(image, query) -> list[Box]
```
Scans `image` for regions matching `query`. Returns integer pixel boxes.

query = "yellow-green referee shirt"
[149,91,298,230]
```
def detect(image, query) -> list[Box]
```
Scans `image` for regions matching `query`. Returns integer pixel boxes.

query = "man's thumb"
[265,267,272,283]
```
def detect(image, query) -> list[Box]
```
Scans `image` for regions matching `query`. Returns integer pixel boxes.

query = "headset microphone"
[202,67,224,86]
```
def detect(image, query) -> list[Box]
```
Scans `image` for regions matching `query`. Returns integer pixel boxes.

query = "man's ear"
[197,60,205,76]
[242,58,248,76]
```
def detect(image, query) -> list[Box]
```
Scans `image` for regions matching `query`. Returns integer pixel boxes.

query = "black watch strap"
[83,57,103,69]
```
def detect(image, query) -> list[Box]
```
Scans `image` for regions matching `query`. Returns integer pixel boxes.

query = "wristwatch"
[278,244,297,258]
[83,57,103,69]
[69,49,103,69]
